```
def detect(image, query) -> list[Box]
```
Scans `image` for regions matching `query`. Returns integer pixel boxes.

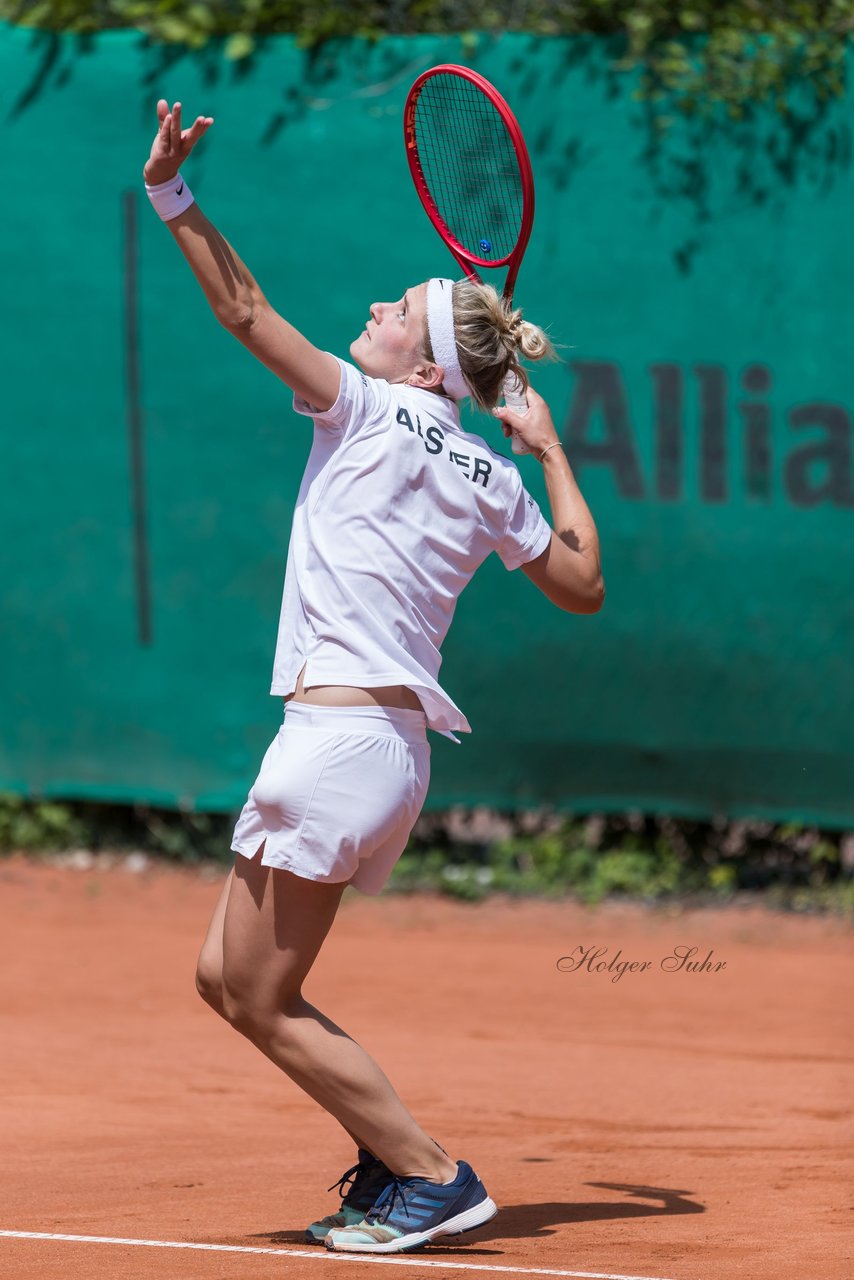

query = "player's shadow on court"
[466,1181,705,1247]
[252,1182,704,1252]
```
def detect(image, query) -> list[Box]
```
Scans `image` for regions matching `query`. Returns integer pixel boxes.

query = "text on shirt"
[396,408,493,488]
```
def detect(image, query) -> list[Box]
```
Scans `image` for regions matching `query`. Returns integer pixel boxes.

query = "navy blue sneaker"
[305,1149,394,1244]
[324,1160,497,1253]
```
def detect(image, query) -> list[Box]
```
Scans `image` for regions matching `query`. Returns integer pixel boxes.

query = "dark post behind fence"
[122,189,152,647]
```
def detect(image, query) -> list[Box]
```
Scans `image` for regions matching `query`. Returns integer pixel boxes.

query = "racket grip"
[503,373,530,456]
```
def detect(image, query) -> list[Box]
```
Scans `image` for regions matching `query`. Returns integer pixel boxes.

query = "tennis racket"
[404,64,535,454]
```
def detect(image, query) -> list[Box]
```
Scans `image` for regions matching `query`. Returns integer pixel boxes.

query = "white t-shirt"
[270,357,552,742]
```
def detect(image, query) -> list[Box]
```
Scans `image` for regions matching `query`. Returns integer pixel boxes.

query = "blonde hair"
[424,280,556,412]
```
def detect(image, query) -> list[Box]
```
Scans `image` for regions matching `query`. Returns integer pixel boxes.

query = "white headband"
[426,277,471,402]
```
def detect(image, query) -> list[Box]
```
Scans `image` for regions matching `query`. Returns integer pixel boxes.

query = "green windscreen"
[1,26,852,826]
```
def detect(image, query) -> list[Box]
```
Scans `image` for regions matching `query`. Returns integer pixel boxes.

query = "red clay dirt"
[1,854,852,1280]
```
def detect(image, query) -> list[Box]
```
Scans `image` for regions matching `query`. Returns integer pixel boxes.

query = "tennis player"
[144,100,603,1255]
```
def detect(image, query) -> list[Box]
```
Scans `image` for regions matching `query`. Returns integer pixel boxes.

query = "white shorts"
[230,701,431,896]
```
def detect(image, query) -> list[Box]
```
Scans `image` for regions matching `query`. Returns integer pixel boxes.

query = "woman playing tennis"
[144,99,603,1255]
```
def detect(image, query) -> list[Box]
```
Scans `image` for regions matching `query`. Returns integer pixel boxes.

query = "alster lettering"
[425,424,444,454]
[472,457,492,485]
[395,407,492,488]
[564,360,854,508]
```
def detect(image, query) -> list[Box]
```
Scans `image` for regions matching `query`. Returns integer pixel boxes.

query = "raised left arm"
[144,99,340,412]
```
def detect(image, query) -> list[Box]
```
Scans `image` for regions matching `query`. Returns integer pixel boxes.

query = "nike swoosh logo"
[176,182,184,195]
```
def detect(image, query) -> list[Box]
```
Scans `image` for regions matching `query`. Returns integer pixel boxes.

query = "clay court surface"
[1,856,851,1280]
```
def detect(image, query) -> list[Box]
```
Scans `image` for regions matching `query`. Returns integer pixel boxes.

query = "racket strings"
[413,74,523,263]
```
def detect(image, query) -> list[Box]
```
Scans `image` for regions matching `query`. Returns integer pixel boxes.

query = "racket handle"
[503,373,530,456]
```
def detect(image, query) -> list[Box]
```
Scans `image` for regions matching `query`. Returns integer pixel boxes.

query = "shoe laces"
[365,1176,413,1226]
[327,1156,374,1197]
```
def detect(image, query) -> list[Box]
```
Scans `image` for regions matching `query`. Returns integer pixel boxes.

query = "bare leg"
[196,864,372,1156]
[195,866,234,1016]
[205,852,455,1182]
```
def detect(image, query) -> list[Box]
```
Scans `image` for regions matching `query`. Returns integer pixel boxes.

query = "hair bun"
[506,309,524,338]
[449,279,556,411]
[500,308,525,355]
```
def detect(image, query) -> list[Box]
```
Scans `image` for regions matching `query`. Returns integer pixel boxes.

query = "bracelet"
[539,441,564,462]
[144,171,195,222]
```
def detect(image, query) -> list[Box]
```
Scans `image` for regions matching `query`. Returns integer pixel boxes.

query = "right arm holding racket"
[142,99,341,413]
[494,389,604,614]
[405,65,603,613]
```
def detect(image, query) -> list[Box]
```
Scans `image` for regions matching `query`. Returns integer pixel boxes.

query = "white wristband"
[144,172,195,222]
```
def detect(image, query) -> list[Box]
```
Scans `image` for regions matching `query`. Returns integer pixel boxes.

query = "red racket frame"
[404,63,535,301]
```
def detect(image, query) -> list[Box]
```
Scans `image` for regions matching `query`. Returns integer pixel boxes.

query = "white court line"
[0,1230,683,1280]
